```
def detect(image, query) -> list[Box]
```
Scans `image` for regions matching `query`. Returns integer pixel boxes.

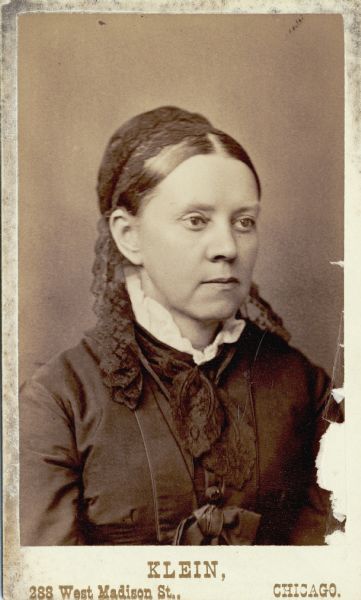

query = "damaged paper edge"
[318,262,345,545]
[318,417,346,545]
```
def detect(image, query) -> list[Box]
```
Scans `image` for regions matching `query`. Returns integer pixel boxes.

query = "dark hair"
[97,106,261,216]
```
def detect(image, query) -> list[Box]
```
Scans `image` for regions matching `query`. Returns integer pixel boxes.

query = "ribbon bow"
[173,503,261,545]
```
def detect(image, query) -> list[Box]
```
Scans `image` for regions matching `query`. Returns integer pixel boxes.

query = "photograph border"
[2,1,361,599]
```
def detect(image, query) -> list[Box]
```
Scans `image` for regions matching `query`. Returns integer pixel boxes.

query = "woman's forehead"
[146,153,260,213]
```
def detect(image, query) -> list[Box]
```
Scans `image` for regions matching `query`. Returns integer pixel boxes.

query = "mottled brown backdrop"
[18,13,344,383]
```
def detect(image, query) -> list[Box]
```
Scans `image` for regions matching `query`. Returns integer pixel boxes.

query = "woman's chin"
[192,301,241,323]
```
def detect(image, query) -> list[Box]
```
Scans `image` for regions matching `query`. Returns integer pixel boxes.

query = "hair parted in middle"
[96,105,261,217]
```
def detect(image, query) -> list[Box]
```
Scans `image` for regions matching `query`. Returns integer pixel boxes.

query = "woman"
[20,106,340,545]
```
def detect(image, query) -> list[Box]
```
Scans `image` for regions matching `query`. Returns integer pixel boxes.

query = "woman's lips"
[202,277,240,289]
[203,277,240,284]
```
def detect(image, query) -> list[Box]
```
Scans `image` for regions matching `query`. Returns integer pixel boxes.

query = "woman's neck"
[168,312,220,350]
[124,264,245,365]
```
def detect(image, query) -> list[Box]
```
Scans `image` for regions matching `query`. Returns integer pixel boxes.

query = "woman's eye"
[182,215,208,230]
[233,217,256,232]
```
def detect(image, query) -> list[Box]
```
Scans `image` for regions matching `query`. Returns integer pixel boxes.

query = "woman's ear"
[109,208,143,266]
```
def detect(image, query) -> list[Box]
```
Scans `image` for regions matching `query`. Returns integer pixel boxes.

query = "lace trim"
[135,327,256,490]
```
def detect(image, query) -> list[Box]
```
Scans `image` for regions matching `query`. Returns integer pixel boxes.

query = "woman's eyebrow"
[177,202,260,214]
[178,203,215,212]
[233,203,261,216]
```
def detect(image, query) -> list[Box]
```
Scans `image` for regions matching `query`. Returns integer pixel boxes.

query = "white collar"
[124,266,245,366]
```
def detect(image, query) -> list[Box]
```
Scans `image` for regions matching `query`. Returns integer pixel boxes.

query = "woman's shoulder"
[241,319,324,367]
[20,331,105,408]
[238,320,332,400]
[240,320,343,426]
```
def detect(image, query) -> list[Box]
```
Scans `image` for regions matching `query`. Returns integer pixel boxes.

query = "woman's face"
[136,153,260,332]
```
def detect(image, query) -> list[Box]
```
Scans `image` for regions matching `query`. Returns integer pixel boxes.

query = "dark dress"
[20,320,341,545]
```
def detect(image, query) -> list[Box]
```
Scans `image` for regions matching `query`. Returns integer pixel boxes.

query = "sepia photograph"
[2,2,360,599]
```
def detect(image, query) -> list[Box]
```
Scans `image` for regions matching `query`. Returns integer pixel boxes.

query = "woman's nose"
[206,223,238,262]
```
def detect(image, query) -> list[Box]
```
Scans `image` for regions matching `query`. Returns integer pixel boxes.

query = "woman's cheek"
[237,235,258,265]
